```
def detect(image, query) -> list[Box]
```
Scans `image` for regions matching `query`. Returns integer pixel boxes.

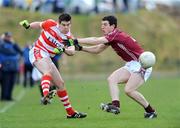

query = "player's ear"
[112,24,115,28]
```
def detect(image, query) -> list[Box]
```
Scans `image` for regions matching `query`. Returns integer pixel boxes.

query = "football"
[139,51,156,68]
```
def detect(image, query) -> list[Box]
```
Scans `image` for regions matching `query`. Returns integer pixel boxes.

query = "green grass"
[0,77,180,128]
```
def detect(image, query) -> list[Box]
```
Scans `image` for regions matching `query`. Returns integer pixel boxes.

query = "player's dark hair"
[102,15,117,28]
[58,13,71,23]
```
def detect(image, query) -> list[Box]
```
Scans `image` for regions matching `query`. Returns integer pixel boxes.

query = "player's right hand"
[73,39,82,51]
[53,47,65,54]
[19,20,30,29]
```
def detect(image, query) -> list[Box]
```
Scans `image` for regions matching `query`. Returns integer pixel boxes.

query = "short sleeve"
[41,19,57,30]
[105,30,117,42]
[105,34,112,42]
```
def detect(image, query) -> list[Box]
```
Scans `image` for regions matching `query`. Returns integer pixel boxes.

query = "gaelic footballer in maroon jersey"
[105,28,144,62]
[76,15,157,118]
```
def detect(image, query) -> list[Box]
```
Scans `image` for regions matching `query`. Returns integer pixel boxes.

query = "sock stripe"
[41,80,50,85]
[62,101,70,105]
[43,88,49,92]
[42,84,50,89]
[64,104,72,109]
[60,96,68,101]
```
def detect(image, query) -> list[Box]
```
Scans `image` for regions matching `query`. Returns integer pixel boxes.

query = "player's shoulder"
[45,19,57,25]
[107,28,121,37]
[42,19,57,29]
[105,28,121,41]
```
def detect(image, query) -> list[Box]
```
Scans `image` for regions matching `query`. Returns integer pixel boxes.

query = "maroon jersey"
[105,28,144,62]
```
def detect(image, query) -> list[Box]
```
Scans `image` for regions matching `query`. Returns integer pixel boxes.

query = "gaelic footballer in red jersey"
[19,13,87,119]
[75,15,157,118]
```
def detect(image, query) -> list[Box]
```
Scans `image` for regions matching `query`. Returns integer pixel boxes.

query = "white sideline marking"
[0,89,26,113]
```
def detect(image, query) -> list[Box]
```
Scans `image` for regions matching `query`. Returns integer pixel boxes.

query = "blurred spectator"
[13,0,26,9]
[53,0,65,13]
[22,43,34,88]
[0,35,3,90]
[0,32,22,101]
[122,0,129,12]
[144,0,156,11]
[40,0,55,14]
[128,0,139,13]
[94,0,99,14]
[112,0,117,13]
[2,0,12,7]
[30,0,42,12]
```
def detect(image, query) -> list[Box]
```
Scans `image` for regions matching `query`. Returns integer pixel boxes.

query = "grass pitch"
[0,76,180,128]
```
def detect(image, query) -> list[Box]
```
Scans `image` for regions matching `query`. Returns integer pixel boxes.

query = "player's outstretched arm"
[19,20,42,29]
[82,44,108,54]
[78,37,108,45]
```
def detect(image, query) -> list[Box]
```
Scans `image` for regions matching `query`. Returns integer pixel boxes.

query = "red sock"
[57,90,75,115]
[41,75,52,97]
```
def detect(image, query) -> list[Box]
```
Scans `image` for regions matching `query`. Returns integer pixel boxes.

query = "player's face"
[59,21,71,34]
[101,21,115,35]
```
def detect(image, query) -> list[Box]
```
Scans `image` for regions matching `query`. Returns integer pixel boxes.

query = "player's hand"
[63,39,74,46]
[73,39,82,51]
[19,20,30,29]
[53,47,65,54]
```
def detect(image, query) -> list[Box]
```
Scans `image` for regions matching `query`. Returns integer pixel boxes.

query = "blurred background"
[0,1,180,127]
[0,0,180,97]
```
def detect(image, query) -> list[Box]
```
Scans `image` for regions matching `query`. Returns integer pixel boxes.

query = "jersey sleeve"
[105,30,117,42]
[105,34,112,42]
[41,19,57,30]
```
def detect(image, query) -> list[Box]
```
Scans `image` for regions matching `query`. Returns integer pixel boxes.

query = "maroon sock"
[145,104,155,113]
[112,100,120,108]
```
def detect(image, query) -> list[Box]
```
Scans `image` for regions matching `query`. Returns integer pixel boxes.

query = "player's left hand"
[63,39,74,46]
[73,39,82,51]
[63,39,82,51]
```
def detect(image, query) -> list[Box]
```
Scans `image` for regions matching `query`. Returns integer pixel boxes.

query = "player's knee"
[56,80,65,89]
[107,76,118,86]
[124,87,133,96]
[107,76,114,84]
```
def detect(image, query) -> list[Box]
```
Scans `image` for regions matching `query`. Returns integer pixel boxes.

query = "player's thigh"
[33,58,53,74]
[50,63,64,86]
[125,73,144,92]
[108,67,130,84]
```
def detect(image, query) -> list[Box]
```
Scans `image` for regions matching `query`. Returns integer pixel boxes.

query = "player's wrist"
[19,20,30,29]
[79,45,82,51]
[62,47,65,52]
[25,24,30,29]
[74,39,82,51]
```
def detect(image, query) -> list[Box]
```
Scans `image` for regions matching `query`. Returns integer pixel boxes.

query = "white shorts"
[123,60,152,82]
[29,47,50,65]
[32,67,42,81]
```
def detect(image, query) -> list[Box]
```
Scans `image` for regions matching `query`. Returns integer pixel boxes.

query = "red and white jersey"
[105,28,144,62]
[34,19,72,56]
